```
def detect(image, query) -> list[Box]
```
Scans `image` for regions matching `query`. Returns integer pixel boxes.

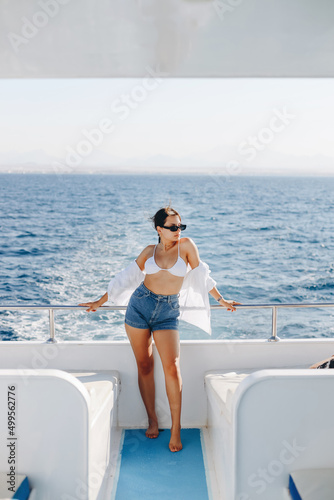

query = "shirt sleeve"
[179,260,217,335]
[107,260,145,308]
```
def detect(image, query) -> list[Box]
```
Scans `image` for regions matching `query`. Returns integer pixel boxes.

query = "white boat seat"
[205,368,334,500]
[67,370,119,423]
[0,369,120,500]
[205,365,310,423]
[289,469,334,500]
[204,370,252,423]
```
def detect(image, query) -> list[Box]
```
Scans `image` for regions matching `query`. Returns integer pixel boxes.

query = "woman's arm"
[184,237,240,312]
[208,286,240,312]
[135,245,154,271]
[79,292,108,312]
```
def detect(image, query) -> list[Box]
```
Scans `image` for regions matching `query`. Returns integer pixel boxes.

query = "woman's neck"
[159,240,177,252]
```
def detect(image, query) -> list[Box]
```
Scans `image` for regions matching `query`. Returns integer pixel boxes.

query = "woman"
[79,206,240,452]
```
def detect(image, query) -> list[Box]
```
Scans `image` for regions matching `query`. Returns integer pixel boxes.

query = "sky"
[0,77,333,175]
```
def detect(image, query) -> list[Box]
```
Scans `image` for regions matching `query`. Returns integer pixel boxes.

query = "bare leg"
[153,329,182,452]
[125,323,159,438]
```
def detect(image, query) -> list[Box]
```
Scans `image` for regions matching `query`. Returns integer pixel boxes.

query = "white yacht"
[1,1,333,498]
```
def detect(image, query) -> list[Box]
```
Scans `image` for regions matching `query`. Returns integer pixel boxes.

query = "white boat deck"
[0,338,334,499]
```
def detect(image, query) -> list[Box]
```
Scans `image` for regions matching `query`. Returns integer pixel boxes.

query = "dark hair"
[150,206,181,242]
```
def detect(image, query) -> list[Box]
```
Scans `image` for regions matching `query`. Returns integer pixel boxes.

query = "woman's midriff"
[144,272,184,296]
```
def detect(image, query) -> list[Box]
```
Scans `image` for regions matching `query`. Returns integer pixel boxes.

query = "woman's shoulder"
[180,237,200,267]
[137,244,155,260]
[180,237,197,248]
[144,244,156,254]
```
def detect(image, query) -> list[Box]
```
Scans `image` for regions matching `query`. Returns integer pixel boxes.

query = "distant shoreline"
[1,171,334,178]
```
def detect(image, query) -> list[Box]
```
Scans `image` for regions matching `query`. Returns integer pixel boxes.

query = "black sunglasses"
[161,224,187,232]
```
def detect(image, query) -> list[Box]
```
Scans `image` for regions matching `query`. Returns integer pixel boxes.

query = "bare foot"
[146,418,159,439]
[169,426,182,452]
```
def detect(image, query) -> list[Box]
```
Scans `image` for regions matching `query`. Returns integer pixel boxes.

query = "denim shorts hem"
[124,319,179,331]
[151,323,179,333]
[124,319,149,330]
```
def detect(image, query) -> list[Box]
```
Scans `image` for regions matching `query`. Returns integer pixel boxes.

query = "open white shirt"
[107,259,217,334]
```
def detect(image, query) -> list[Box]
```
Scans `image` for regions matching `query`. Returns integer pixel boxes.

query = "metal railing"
[1,302,334,343]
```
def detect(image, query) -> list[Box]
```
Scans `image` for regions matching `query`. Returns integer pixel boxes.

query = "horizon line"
[1,171,334,178]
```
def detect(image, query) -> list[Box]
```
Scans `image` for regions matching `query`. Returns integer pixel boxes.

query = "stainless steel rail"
[1,303,334,343]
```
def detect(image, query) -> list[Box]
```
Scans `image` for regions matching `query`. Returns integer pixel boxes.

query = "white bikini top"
[144,240,187,278]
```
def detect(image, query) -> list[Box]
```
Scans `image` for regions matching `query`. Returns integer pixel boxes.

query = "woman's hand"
[219,299,241,312]
[78,301,101,312]
[79,293,108,312]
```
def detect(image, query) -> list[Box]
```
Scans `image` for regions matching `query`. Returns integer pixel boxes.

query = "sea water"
[1,173,334,341]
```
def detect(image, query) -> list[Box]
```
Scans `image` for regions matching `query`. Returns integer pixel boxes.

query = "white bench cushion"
[67,370,119,421]
[205,370,252,422]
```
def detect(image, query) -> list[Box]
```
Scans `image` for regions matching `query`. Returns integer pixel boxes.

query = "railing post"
[268,306,280,342]
[46,309,57,343]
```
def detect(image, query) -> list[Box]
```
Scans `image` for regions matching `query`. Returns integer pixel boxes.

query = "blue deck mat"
[115,429,209,500]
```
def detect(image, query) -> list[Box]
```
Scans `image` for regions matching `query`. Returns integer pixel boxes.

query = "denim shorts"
[125,282,180,331]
